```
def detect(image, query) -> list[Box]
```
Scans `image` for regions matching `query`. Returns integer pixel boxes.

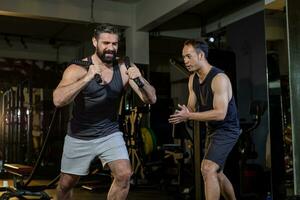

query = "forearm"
[188,109,225,121]
[138,78,157,104]
[53,77,89,107]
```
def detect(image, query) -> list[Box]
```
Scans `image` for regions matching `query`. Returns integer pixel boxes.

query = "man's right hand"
[168,104,190,124]
[83,64,102,82]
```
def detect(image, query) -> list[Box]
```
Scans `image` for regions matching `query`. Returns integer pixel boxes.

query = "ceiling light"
[208,37,215,43]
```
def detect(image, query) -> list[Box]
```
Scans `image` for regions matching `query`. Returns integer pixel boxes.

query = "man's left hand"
[127,64,142,80]
[168,104,190,124]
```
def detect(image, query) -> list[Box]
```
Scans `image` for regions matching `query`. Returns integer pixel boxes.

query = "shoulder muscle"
[58,64,87,87]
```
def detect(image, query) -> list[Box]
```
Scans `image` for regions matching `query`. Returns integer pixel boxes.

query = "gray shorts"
[61,132,129,176]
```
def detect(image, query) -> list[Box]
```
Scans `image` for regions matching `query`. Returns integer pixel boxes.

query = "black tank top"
[68,60,124,140]
[192,66,240,133]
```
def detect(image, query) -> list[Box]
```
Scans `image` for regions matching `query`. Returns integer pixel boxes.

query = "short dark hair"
[93,23,120,39]
[184,39,208,58]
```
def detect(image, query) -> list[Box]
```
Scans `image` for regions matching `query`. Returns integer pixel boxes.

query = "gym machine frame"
[0,108,60,200]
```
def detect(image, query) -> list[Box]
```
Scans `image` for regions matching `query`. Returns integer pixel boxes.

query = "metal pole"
[26,80,33,163]
[16,84,21,162]
[193,121,204,200]
[1,90,9,169]
[9,89,15,163]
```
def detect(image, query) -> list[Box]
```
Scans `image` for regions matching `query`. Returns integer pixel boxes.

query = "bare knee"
[113,169,132,188]
[217,171,225,183]
[201,160,219,181]
[57,173,80,194]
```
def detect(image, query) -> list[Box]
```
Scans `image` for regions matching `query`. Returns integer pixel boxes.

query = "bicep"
[212,74,230,112]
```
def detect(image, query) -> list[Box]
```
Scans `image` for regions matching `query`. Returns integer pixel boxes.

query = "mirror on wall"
[264,0,294,198]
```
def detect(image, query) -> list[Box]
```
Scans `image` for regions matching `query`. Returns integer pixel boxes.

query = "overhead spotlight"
[208,36,215,43]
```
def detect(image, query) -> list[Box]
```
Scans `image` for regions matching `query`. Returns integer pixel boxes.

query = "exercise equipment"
[124,56,144,88]
[142,127,157,156]
[140,128,153,155]
[148,128,157,153]
[239,100,267,160]
[1,80,34,165]
[238,100,267,199]
[152,122,194,199]
[126,107,145,180]
[69,57,101,83]
[71,56,143,87]
[123,105,157,185]
[0,108,60,200]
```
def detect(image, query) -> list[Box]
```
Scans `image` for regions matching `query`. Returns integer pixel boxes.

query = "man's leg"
[107,159,132,200]
[201,159,220,200]
[218,171,236,200]
[56,173,80,200]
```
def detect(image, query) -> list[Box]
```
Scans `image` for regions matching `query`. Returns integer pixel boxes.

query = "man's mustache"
[103,50,116,55]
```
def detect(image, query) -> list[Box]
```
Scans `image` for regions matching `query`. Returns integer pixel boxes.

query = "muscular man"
[169,39,240,200]
[53,23,156,200]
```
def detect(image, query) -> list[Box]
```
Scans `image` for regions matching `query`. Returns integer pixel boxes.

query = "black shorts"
[204,128,240,170]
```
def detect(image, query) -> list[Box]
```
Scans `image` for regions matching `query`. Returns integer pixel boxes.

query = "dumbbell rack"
[125,107,145,181]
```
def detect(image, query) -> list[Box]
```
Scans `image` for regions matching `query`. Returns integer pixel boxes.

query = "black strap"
[24,108,58,186]
[69,57,102,83]
[124,56,144,88]
[87,56,93,65]
[69,59,92,70]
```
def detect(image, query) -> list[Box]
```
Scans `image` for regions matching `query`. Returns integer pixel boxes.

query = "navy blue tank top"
[68,61,124,140]
[192,67,239,133]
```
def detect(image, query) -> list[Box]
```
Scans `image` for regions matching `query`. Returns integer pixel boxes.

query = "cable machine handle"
[124,56,144,88]
[70,59,102,83]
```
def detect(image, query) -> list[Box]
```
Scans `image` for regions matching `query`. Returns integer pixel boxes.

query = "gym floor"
[0,179,182,200]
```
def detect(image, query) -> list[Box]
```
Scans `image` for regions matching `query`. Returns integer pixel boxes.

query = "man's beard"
[96,48,117,64]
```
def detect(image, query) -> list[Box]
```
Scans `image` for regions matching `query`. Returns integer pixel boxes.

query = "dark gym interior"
[0,0,299,199]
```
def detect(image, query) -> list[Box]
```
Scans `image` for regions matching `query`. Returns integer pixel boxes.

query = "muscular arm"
[169,73,232,124]
[188,73,231,121]
[53,64,98,107]
[120,63,157,104]
[129,77,157,104]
